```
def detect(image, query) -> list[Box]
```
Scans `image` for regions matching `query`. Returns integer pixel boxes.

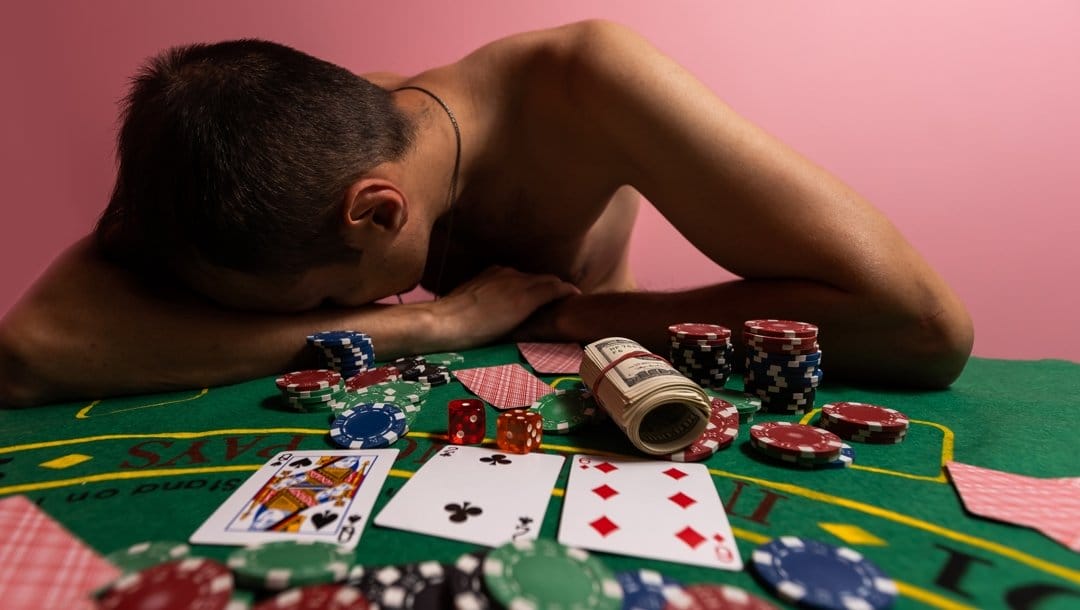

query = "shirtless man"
[0,21,973,407]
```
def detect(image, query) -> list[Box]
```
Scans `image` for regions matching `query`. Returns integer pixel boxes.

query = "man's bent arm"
[0,239,574,407]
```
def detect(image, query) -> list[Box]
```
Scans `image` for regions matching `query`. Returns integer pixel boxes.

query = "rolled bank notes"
[580,337,711,455]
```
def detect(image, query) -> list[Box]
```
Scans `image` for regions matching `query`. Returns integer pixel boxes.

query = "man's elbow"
[0,325,48,408]
[904,298,974,390]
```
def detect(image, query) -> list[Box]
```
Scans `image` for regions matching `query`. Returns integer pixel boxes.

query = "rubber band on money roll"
[591,350,673,402]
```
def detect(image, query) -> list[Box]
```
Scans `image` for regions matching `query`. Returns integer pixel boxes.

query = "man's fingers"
[524,274,580,307]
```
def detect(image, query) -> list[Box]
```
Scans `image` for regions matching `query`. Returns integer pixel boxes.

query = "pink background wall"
[2,1,1078,362]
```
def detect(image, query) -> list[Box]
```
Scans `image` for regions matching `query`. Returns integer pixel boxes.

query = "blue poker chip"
[747,348,822,365]
[329,403,408,449]
[615,569,686,610]
[308,330,372,347]
[821,443,855,469]
[752,537,897,609]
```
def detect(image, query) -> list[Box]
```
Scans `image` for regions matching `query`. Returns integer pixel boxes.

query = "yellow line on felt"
[797,409,953,483]
[706,467,1080,587]
[0,428,327,455]
[0,465,263,495]
[895,582,977,610]
[75,389,210,419]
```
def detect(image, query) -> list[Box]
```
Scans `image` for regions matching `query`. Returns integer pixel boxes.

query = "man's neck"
[392,87,462,221]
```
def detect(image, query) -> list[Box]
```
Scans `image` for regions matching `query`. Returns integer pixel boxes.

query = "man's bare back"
[0,21,973,407]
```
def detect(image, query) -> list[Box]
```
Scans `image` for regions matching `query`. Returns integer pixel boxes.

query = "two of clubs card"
[191,447,741,571]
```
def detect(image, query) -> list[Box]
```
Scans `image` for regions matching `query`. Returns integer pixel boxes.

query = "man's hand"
[429,266,579,348]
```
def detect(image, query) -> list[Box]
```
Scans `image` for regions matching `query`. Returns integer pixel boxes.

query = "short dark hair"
[96,39,414,277]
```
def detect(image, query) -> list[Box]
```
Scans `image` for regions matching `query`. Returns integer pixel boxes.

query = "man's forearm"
[520,279,972,389]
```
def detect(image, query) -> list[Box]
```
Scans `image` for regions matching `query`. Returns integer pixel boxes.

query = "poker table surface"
[2,344,1078,610]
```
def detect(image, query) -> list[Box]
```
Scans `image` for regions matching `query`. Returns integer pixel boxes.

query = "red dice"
[448,399,486,445]
[496,411,542,454]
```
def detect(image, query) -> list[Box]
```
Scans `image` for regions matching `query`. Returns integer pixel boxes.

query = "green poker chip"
[483,539,622,610]
[341,392,423,425]
[711,389,761,420]
[105,540,190,573]
[422,352,465,367]
[227,541,354,591]
[531,390,594,434]
[353,381,427,405]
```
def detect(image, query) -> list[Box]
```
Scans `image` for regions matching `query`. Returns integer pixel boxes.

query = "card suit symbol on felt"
[452,364,555,409]
[517,342,583,374]
[480,454,512,467]
[312,511,338,530]
[446,502,484,523]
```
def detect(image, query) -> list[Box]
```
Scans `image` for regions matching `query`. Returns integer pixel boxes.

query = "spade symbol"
[312,510,339,530]
[291,458,313,467]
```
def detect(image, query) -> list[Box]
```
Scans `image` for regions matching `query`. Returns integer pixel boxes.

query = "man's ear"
[341,177,408,245]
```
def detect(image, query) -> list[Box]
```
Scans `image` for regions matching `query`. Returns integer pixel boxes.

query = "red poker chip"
[744,340,821,356]
[345,366,401,392]
[276,369,342,392]
[821,402,909,432]
[661,398,740,462]
[98,558,233,610]
[749,422,843,458]
[743,332,817,346]
[673,583,782,610]
[743,319,819,339]
[668,323,732,341]
[254,584,372,610]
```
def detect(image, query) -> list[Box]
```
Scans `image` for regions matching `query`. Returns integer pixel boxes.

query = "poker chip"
[403,364,453,386]
[346,366,402,392]
[661,397,739,462]
[821,443,856,469]
[677,584,781,610]
[309,331,376,378]
[98,558,234,610]
[484,539,622,610]
[392,356,427,371]
[342,393,422,424]
[449,551,491,610]
[105,540,191,573]
[614,569,687,609]
[669,323,734,390]
[253,584,372,609]
[751,537,898,610]
[750,423,842,460]
[744,320,819,339]
[668,323,732,341]
[330,403,408,449]
[820,403,909,433]
[354,381,428,406]
[531,389,593,434]
[277,370,342,392]
[228,541,354,591]
[423,352,466,367]
[357,561,449,610]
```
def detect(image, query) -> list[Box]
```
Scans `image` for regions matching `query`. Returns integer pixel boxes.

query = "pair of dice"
[447,399,542,454]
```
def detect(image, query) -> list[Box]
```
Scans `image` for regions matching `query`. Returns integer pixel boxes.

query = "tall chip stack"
[667,323,734,390]
[307,330,376,379]
[741,320,822,414]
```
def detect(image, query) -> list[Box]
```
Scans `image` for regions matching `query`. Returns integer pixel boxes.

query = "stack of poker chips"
[818,402,910,444]
[274,369,348,413]
[742,319,822,413]
[749,421,852,469]
[307,330,375,379]
[667,323,735,390]
[392,355,453,387]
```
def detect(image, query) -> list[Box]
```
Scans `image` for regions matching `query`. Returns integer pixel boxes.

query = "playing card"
[190,450,396,550]
[0,495,121,610]
[374,445,564,546]
[947,461,1080,551]
[558,454,742,570]
[453,363,555,409]
[518,342,583,374]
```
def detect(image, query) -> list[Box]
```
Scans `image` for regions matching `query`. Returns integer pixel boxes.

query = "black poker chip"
[448,551,491,610]
[392,356,427,372]
[356,561,450,610]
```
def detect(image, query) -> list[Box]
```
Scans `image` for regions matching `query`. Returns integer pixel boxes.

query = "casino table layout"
[2,344,1078,609]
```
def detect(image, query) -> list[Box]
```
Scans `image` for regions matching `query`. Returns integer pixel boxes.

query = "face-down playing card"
[190,450,397,550]
[452,363,555,409]
[558,454,743,570]
[518,342,583,374]
[374,445,565,547]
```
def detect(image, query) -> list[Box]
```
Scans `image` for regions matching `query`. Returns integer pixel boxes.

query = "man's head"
[96,39,424,310]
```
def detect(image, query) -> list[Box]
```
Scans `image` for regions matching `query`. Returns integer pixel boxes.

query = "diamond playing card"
[190,450,397,550]
[453,363,555,409]
[558,454,743,570]
[374,445,564,546]
[0,495,121,609]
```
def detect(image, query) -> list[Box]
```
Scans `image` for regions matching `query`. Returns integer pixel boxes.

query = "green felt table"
[2,345,1078,609]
